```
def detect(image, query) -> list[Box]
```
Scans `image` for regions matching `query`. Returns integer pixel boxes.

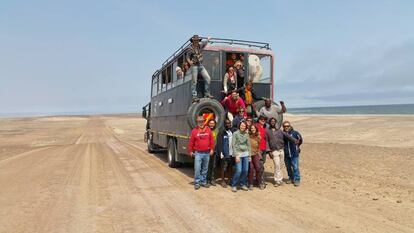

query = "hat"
[190,34,202,42]
[258,115,268,120]
[176,67,182,72]
[196,116,204,122]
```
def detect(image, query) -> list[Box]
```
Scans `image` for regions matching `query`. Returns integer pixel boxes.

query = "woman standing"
[230,121,251,192]
[248,125,263,190]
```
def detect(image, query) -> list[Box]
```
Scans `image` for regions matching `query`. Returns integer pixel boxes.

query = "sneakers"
[274,181,283,187]
[248,184,253,191]
[231,186,237,192]
[241,185,249,191]
[194,184,200,190]
[285,179,293,184]
[259,183,265,190]
[221,181,228,188]
[294,181,300,187]
[201,183,211,188]
[210,180,217,186]
[204,93,213,99]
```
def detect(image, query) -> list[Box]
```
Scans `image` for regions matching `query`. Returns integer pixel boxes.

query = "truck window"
[248,54,271,83]
[158,73,163,93]
[151,75,158,97]
[161,66,172,90]
[202,51,221,81]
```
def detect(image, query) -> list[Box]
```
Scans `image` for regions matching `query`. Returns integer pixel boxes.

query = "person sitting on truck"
[207,119,219,186]
[221,90,246,122]
[234,60,245,89]
[258,99,286,123]
[237,81,265,117]
[223,66,237,94]
[186,34,213,101]
[232,106,247,130]
[176,66,184,79]
[215,119,235,188]
[226,53,238,69]
[183,62,190,76]
[188,115,215,190]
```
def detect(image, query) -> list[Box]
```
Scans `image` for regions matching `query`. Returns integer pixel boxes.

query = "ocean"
[289,104,414,115]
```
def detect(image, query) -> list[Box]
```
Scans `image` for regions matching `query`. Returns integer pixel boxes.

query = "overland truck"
[142,36,283,167]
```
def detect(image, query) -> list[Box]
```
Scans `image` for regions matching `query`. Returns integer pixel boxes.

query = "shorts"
[220,157,233,171]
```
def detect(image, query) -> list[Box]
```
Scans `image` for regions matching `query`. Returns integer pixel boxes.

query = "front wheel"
[147,132,156,153]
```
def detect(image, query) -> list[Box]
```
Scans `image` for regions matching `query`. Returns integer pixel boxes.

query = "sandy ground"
[0,114,413,233]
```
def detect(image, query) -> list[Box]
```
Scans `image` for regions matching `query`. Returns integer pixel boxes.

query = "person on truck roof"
[186,34,213,101]
[188,115,215,190]
[221,90,246,122]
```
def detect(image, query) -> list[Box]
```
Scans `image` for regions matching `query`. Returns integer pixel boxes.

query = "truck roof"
[153,36,273,77]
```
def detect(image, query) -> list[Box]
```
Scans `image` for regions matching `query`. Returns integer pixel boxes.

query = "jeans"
[194,152,210,186]
[285,155,300,182]
[231,156,249,187]
[271,149,285,183]
[248,155,262,185]
[191,64,211,97]
[207,152,218,182]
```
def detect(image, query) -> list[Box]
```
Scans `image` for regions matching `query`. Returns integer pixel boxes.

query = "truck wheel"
[167,138,180,168]
[187,98,226,129]
[147,132,156,153]
[255,100,284,129]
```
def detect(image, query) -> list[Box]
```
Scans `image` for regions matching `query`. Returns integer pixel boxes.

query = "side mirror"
[142,107,147,119]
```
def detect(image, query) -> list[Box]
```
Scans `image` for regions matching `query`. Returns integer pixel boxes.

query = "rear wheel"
[167,138,180,168]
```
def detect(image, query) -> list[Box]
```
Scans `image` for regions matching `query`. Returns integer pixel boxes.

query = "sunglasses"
[283,125,290,128]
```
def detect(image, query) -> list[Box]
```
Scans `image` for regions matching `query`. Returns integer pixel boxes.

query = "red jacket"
[221,96,246,116]
[188,127,214,154]
[255,123,267,151]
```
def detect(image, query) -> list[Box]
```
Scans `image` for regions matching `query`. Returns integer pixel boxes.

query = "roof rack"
[158,36,271,75]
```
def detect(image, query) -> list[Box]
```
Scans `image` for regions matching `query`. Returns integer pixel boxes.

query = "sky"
[1,0,413,115]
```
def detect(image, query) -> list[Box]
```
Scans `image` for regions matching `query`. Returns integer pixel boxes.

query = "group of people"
[188,113,303,192]
[184,34,303,191]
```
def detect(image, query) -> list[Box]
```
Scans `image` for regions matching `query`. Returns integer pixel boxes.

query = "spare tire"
[255,100,284,129]
[187,98,226,130]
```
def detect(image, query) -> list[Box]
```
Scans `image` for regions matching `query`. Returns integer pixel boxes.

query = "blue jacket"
[284,128,303,158]
[216,129,234,158]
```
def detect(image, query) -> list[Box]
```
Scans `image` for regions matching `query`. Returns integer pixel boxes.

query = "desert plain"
[0,114,413,233]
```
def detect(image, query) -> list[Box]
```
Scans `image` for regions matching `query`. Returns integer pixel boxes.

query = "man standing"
[255,115,268,189]
[207,119,219,186]
[265,118,298,187]
[215,119,234,188]
[186,34,213,101]
[282,121,303,186]
[258,99,286,124]
[188,116,214,190]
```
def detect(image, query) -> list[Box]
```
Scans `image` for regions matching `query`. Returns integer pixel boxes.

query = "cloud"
[278,41,414,107]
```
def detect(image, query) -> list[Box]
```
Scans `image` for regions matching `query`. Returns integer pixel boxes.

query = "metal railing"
[159,36,271,69]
